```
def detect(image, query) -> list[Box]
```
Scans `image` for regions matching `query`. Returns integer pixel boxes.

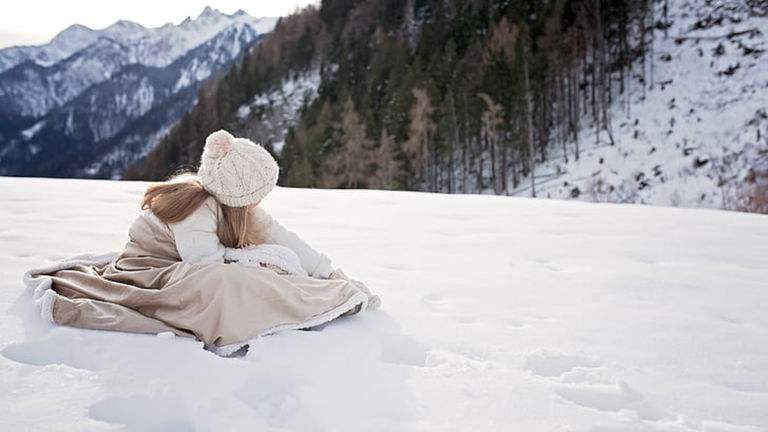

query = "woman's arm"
[168,198,226,263]
[252,207,334,278]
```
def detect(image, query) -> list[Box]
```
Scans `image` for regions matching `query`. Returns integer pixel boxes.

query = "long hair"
[141,172,267,248]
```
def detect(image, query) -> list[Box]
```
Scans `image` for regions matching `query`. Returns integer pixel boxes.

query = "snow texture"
[0,176,766,431]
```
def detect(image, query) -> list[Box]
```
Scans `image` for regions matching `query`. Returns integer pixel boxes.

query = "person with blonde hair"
[26,130,380,355]
[143,129,331,276]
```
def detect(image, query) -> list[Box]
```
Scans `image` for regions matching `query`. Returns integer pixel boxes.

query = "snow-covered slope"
[0,37,132,120]
[1,176,766,431]
[235,68,322,155]
[510,0,767,213]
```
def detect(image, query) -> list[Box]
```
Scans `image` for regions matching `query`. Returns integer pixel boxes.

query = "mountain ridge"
[0,7,276,71]
[0,9,276,178]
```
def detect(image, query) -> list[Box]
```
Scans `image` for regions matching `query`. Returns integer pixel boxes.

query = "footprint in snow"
[8,208,32,215]
[421,292,448,311]
[89,395,195,431]
[1,327,191,371]
[524,353,601,378]
[2,335,106,371]
[525,312,553,321]
[504,318,527,328]
[719,379,768,395]
[379,333,429,367]
[383,263,416,271]
[717,315,750,327]
[452,315,480,325]
[422,292,444,303]
[235,374,301,427]
[531,258,564,272]
[554,380,672,421]
[502,312,553,330]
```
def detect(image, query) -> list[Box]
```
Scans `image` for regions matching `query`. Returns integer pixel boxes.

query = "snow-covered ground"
[510,0,767,212]
[1,176,766,431]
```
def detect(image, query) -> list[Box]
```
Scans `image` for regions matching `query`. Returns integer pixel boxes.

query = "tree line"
[132,0,664,198]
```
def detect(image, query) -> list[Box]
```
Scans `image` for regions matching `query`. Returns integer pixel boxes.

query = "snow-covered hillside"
[1,176,766,431]
[235,68,322,154]
[511,0,767,212]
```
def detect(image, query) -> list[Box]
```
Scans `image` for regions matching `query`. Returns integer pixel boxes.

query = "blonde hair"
[141,172,267,248]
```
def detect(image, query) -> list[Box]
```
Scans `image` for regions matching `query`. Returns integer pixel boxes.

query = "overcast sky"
[0,1,318,49]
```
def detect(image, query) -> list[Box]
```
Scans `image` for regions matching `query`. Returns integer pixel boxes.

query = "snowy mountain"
[0,24,102,73]
[2,23,263,178]
[509,0,767,212]
[0,37,133,121]
[0,176,766,431]
[0,8,277,178]
[0,7,275,74]
[0,9,275,121]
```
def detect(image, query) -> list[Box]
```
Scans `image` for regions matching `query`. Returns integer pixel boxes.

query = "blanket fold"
[24,213,373,355]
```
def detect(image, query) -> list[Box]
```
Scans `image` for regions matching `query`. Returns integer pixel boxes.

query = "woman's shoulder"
[138,209,173,235]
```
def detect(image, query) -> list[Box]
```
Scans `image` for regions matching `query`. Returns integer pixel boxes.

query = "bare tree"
[372,128,399,189]
[328,97,374,188]
[403,87,436,190]
[478,93,505,194]
[522,27,536,198]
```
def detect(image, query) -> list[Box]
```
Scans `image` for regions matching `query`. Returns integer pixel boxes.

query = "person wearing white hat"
[141,129,344,280]
[24,129,380,355]
[143,129,379,309]
[197,129,280,208]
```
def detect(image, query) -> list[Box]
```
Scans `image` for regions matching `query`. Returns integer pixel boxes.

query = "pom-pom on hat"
[198,129,279,207]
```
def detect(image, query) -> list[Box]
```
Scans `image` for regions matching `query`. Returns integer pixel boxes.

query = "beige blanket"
[24,212,375,355]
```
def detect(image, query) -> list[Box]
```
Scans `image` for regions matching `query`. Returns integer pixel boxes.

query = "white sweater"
[164,197,334,278]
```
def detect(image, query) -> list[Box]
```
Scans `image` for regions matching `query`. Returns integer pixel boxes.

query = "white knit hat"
[198,129,279,207]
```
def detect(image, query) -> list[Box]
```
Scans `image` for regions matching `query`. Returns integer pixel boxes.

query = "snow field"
[0,176,766,431]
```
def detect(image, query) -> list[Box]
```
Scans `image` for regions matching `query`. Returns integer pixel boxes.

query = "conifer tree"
[478,93,504,194]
